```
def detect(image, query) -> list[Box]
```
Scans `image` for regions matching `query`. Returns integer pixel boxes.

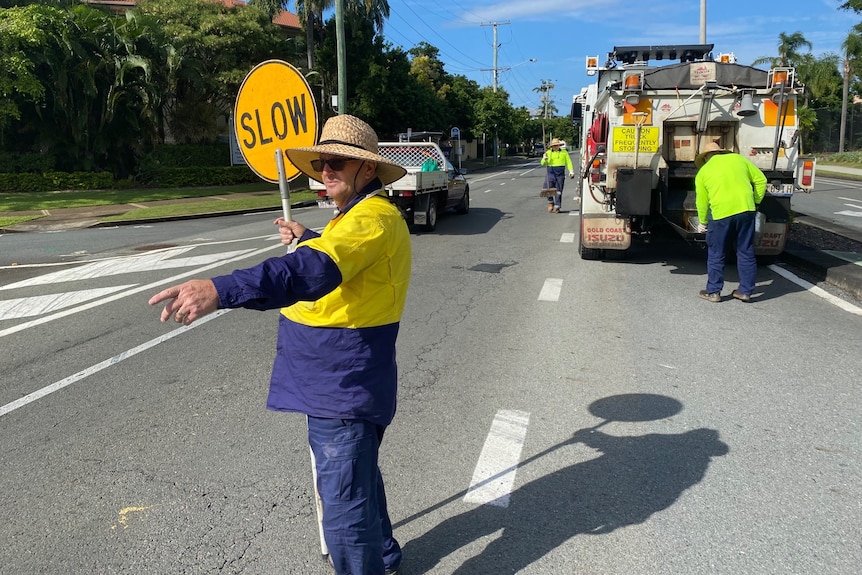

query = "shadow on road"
[399,394,729,574]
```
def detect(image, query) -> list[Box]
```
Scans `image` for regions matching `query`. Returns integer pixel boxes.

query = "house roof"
[82,0,302,33]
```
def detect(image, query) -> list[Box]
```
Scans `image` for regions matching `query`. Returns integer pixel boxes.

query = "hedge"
[0,171,119,193]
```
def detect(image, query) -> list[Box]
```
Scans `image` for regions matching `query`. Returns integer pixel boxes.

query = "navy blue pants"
[706,211,757,295]
[546,166,565,209]
[307,417,401,575]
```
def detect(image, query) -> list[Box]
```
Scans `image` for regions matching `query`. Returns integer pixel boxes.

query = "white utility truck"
[311,141,469,232]
[572,44,816,261]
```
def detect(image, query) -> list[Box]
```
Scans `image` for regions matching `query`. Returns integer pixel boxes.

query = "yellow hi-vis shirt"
[695,153,767,223]
[283,192,411,328]
[541,148,574,172]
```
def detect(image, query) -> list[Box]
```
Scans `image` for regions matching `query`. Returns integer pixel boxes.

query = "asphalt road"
[1,160,860,574]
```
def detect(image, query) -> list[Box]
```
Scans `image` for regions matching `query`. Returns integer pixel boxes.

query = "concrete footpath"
[1,161,861,302]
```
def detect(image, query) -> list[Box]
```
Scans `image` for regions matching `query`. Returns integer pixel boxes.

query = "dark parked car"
[444,159,469,215]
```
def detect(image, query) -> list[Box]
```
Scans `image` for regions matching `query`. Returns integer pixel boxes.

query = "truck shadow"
[398,394,729,574]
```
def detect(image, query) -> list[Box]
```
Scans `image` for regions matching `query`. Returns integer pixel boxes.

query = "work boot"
[547,203,554,213]
[698,290,721,303]
[553,207,561,213]
[731,289,751,302]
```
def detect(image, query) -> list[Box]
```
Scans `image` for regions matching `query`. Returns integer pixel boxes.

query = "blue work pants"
[546,166,565,208]
[307,417,401,575]
[706,210,757,295]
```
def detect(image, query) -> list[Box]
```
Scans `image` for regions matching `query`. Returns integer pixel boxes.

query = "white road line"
[538,278,563,301]
[768,264,862,316]
[0,286,135,320]
[0,233,279,270]
[0,310,230,417]
[834,210,862,217]
[838,196,860,201]
[1,248,257,290]
[560,233,575,243]
[0,243,281,338]
[464,410,530,508]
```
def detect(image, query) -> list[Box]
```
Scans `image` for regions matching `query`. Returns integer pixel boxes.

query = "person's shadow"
[400,394,729,574]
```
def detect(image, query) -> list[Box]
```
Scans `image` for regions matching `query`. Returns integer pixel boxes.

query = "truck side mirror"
[571,102,583,126]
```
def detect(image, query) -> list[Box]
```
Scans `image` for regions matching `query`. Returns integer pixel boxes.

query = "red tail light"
[800,160,814,187]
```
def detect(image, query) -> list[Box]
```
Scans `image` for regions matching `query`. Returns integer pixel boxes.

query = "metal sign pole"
[274,149,292,222]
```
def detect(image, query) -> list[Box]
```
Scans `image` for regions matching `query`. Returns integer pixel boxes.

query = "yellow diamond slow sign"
[234,60,318,183]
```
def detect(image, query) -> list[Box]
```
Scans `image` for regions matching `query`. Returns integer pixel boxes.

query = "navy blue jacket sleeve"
[211,244,342,311]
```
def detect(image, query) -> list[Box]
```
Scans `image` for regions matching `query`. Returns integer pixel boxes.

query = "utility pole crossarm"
[480,21,510,92]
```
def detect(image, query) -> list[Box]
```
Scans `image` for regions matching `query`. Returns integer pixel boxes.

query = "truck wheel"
[455,187,470,215]
[578,224,602,259]
[578,242,603,260]
[423,195,438,232]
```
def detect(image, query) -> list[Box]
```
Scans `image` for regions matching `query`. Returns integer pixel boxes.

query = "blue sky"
[378,0,859,114]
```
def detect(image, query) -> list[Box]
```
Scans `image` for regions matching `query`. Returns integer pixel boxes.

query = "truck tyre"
[578,241,603,260]
[578,221,603,259]
[455,187,470,215]
[423,195,438,232]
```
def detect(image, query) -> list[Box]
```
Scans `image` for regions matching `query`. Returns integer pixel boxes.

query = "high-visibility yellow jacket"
[695,153,766,222]
[212,180,411,425]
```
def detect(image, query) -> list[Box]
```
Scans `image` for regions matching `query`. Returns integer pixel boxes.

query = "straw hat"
[285,115,407,185]
[549,138,564,148]
[695,141,730,168]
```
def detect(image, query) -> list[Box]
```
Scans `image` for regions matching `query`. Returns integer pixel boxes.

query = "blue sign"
[450,127,460,139]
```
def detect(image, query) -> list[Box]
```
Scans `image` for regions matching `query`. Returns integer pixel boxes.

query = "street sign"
[233,60,319,183]
[451,126,460,139]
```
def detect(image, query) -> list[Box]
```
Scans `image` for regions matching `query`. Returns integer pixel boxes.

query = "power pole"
[480,21,509,165]
[538,80,555,143]
[335,0,346,115]
[480,21,510,92]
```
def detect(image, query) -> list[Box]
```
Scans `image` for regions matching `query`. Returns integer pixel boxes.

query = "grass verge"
[0,182,284,212]
[0,215,42,227]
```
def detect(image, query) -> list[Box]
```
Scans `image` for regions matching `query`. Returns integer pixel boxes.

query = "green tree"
[1,4,172,175]
[0,4,48,134]
[314,15,437,136]
[137,0,295,143]
[442,74,480,141]
[840,1,862,11]
[752,31,812,67]
[293,0,389,71]
[840,23,862,150]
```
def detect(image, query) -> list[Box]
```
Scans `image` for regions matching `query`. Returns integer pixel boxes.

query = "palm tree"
[752,31,812,68]
[294,0,389,71]
[840,24,862,152]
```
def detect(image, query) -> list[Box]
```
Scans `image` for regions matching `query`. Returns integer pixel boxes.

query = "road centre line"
[0,310,230,417]
[464,409,530,508]
[538,278,563,301]
[768,264,862,316]
[561,233,575,243]
[0,242,282,338]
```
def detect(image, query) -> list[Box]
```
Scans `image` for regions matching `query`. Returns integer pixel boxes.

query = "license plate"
[317,199,337,208]
[766,183,794,196]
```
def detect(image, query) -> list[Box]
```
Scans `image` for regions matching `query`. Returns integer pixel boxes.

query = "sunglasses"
[310,157,354,172]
